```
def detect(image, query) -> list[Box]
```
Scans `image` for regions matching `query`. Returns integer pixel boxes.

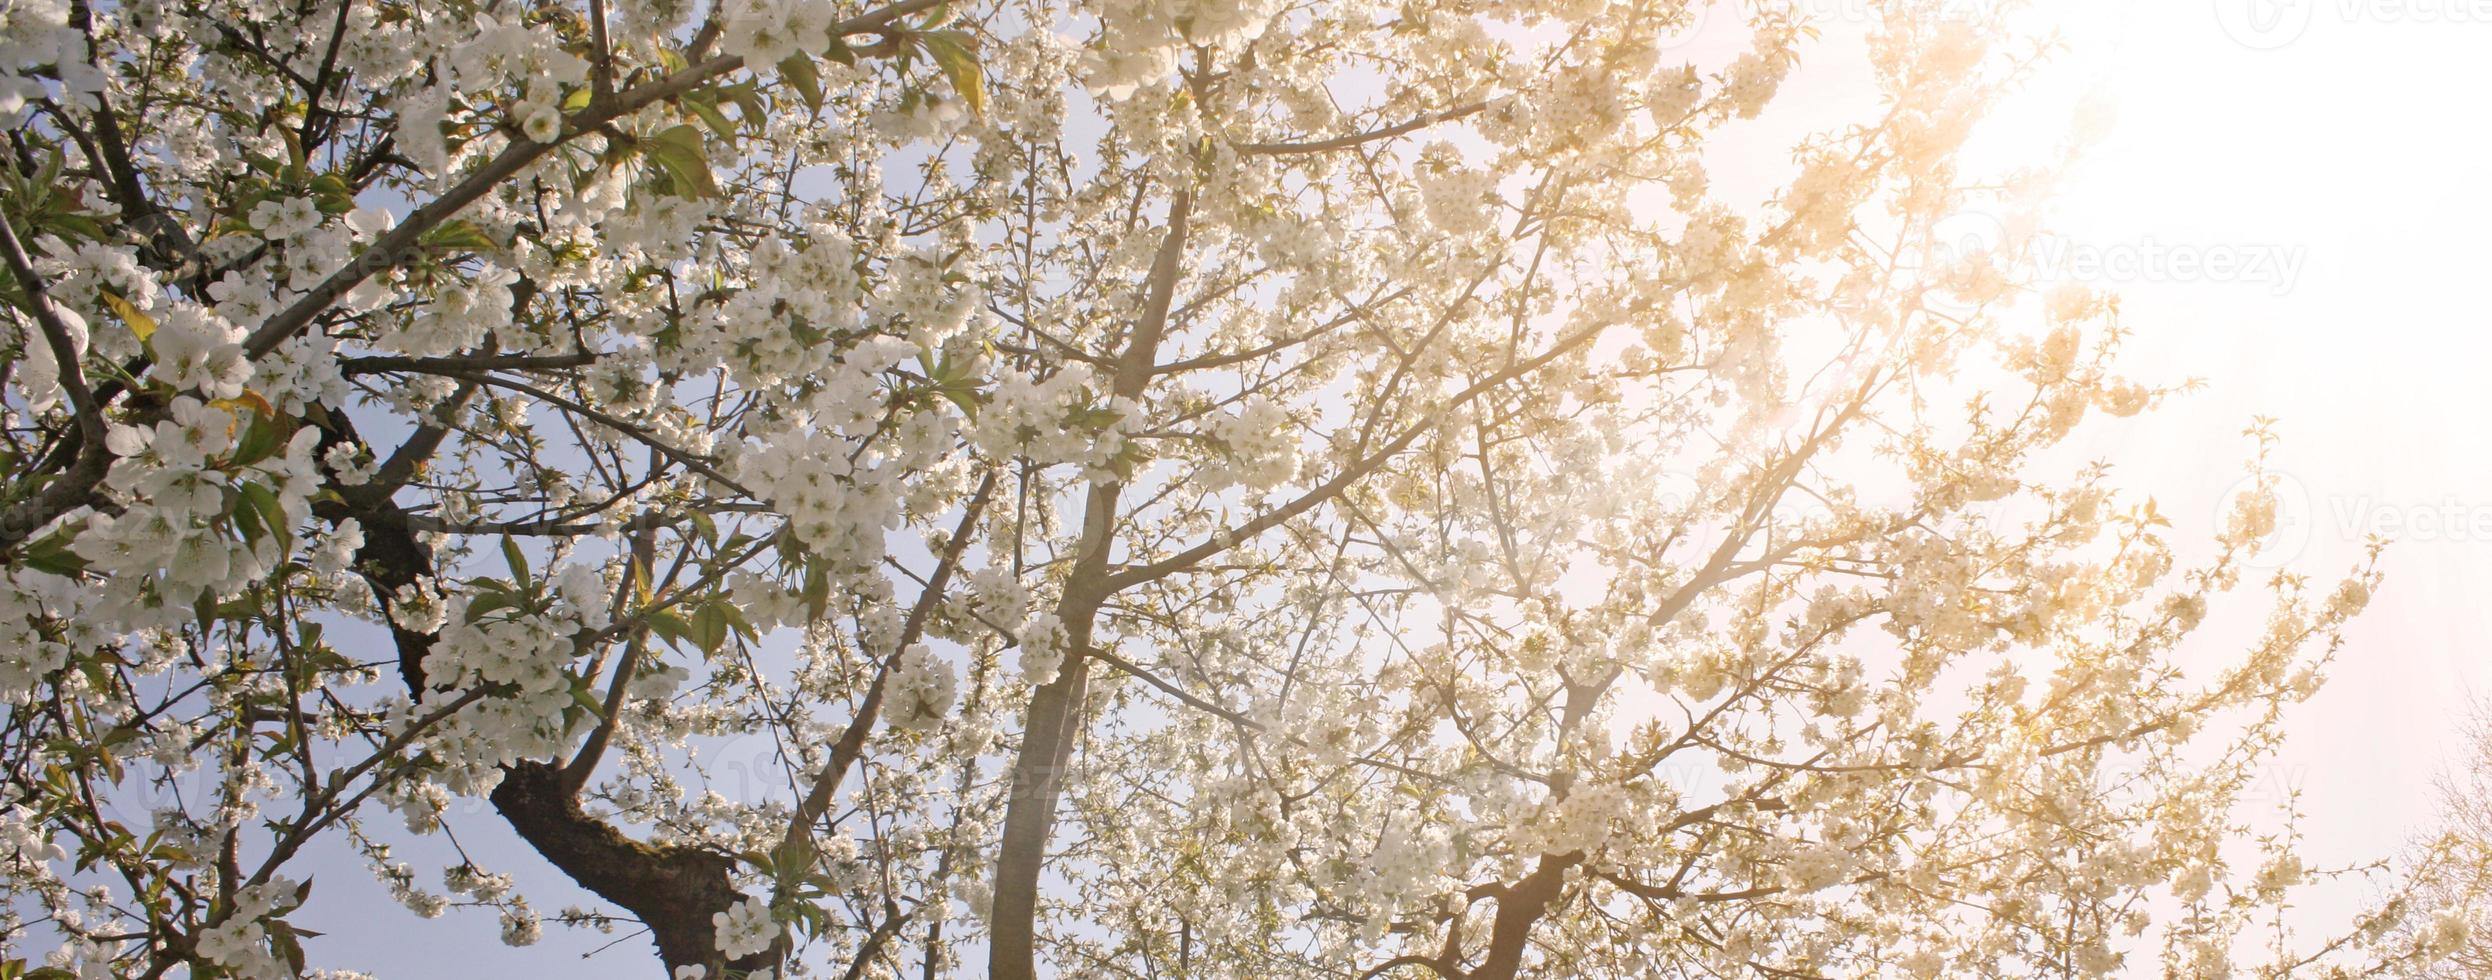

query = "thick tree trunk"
[492,761,772,975]
[318,404,759,978]
[987,190,1194,980]
[1472,854,1580,980]
[987,637,1092,980]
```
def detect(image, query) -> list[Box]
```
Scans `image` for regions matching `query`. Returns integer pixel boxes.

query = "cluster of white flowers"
[1537,65,1633,148]
[249,198,324,241]
[74,400,323,604]
[712,894,783,960]
[254,334,352,414]
[745,425,903,573]
[1202,395,1299,492]
[389,578,450,633]
[1016,610,1067,684]
[147,304,251,400]
[1358,822,1451,910]
[1781,840,1859,893]
[0,570,102,702]
[884,643,958,731]
[871,97,971,144]
[696,228,864,387]
[0,0,85,114]
[718,0,840,68]
[1648,64,1704,123]
[1511,783,1629,857]
[404,567,611,796]
[2424,908,2474,958]
[1722,43,1793,119]
[1881,529,1990,648]
[1078,0,1200,101]
[0,805,65,868]
[322,442,378,486]
[2222,481,2282,551]
[444,864,513,903]
[970,365,1131,475]
[387,264,519,357]
[1078,0,1282,99]
[193,878,301,980]
[599,194,714,266]
[441,12,590,146]
[873,249,984,352]
[9,302,84,415]
[1416,144,1499,237]
[431,605,576,688]
[498,898,542,947]
[36,241,154,358]
[958,564,1031,629]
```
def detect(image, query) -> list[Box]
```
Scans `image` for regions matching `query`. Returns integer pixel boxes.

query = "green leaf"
[228,409,287,467]
[777,53,824,114]
[917,30,987,118]
[724,83,770,129]
[18,530,87,577]
[688,95,738,140]
[501,536,532,591]
[773,836,816,886]
[36,211,104,243]
[721,600,759,643]
[1107,438,1149,481]
[690,602,730,655]
[801,562,832,619]
[276,125,308,170]
[311,174,356,215]
[239,482,291,553]
[937,384,984,418]
[464,589,519,623]
[230,487,268,546]
[642,125,720,199]
[421,220,501,253]
[646,608,694,649]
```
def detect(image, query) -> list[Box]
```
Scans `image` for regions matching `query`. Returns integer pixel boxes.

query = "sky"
[1878,0,2492,937]
[1975,0,2492,901]
[264,1,2492,974]
[1639,0,2492,946]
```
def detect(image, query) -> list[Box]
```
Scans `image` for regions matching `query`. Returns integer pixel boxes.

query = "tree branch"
[0,209,104,445]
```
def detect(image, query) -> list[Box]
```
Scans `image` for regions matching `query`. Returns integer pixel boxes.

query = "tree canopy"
[0,0,2465,977]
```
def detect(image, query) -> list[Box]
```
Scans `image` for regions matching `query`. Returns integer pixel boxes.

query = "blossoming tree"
[0,0,2458,976]
[2394,703,2492,978]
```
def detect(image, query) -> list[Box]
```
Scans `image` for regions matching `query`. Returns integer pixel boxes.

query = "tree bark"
[987,189,1193,979]
[316,403,761,977]
[987,624,1094,980]
[1471,854,1580,980]
[492,761,773,975]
